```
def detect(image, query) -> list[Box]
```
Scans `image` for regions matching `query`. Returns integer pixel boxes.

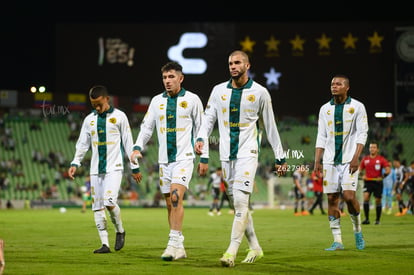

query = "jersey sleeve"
[133,98,156,152]
[196,89,219,160]
[119,111,139,171]
[71,117,91,167]
[260,89,285,163]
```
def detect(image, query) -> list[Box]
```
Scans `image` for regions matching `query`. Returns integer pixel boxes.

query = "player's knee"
[233,189,249,210]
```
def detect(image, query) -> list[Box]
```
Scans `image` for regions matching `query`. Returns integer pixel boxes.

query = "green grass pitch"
[0,207,413,274]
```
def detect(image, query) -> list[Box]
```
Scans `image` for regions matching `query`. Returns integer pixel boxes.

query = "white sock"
[245,211,261,251]
[329,217,342,243]
[108,205,124,233]
[227,189,249,256]
[94,210,109,247]
[350,213,362,233]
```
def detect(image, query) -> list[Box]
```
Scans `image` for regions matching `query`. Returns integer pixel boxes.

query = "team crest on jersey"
[109,117,116,124]
[179,101,188,109]
[246,94,255,102]
[328,121,333,126]
[160,115,165,121]
[347,107,355,114]
[222,108,227,114]
[91,130,96,136]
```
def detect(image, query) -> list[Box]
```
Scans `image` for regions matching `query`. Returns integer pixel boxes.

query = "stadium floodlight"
[38,86,46,93]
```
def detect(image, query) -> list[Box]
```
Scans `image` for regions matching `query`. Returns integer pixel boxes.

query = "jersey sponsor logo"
[228,121,250,128]
[347,107,355,114]
[109,117,117,124]
[246,94,255,102]
[93,141,115,146]
[159,127,185,133]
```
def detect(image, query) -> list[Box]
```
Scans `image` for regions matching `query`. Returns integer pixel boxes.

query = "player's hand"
[194,141,204,155]
[198,162,208,176]
[68,166,76,180]
[130,150,143,165]
[275,162,287,177]
[132,172,142,183]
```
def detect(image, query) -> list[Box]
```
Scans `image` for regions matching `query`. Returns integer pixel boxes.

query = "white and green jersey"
[71,106,139,175]
[197,78,285,162]
[133,88,203,164]
[315,96,369,165]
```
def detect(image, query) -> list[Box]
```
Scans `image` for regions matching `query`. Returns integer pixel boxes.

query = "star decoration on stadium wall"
[264,67,281,89]
[240,36,256,53]
[290,34,306,51]
[316,33,332,50]
[265,35,281,51]
[367,31,384,49]
[342,33,358,49]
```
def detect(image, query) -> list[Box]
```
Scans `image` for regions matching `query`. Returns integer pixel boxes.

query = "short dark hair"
[333,74,350,86]
[161,61,183,73]
[369,141,379,147]
[89,85,108,99]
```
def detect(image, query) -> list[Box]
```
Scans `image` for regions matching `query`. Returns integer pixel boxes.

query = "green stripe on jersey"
[97,114,107,174]
[166,96,177,163]
[229,89,242,160]
[334,104,344,165]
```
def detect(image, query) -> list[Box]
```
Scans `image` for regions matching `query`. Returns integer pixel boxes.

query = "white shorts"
[90,170,123,211]
[159,159,194,194]
[221,157,258,194]
[323,163,359,193]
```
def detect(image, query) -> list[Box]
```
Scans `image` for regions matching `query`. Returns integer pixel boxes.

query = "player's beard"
[231,71,243,81]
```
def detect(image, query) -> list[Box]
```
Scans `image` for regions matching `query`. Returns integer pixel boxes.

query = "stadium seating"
[1,114,413,208]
